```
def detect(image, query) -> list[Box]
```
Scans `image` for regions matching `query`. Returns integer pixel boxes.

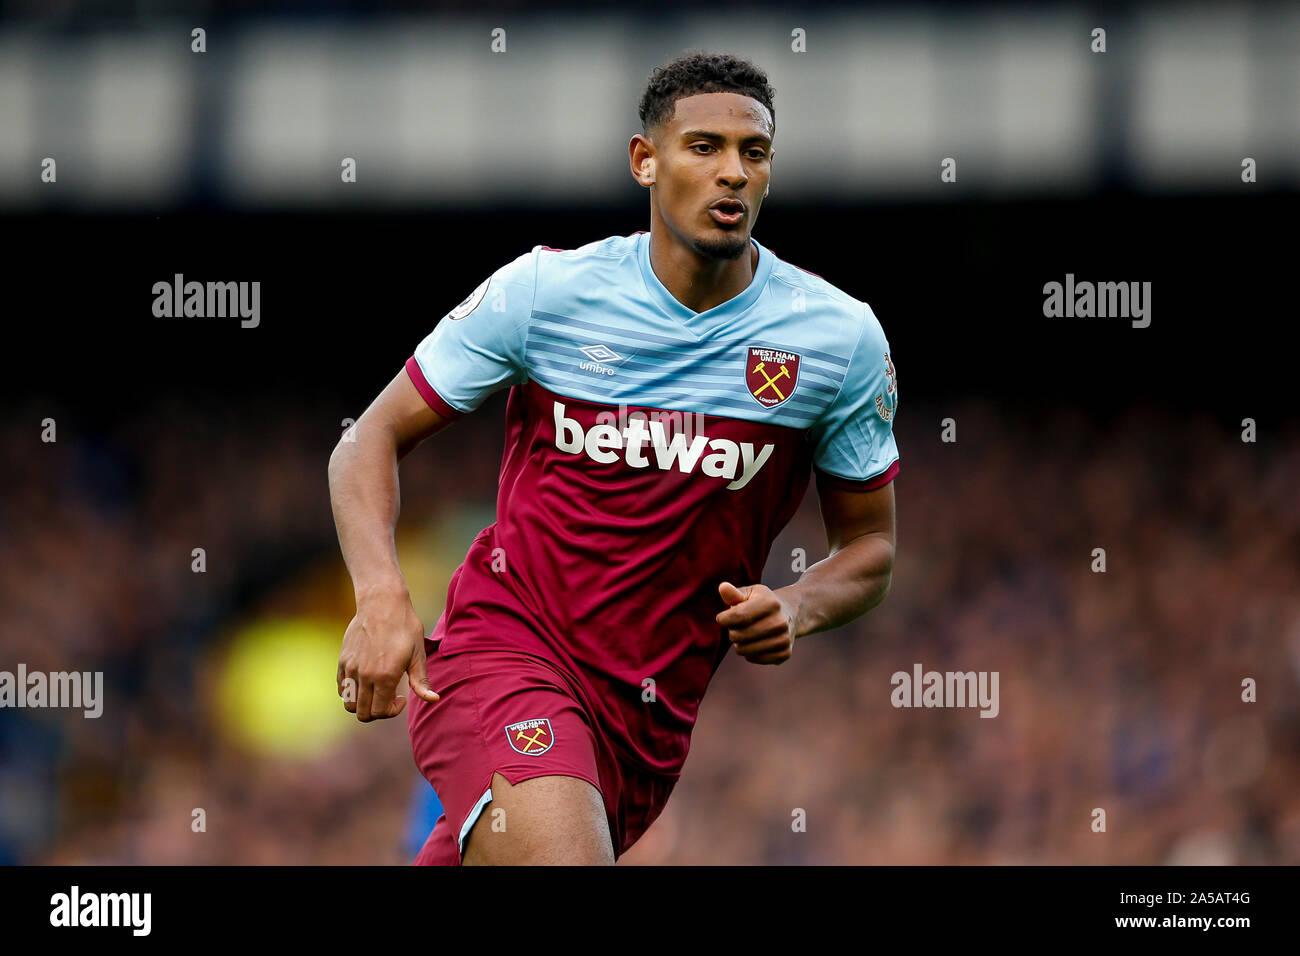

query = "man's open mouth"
[708,198,745,225]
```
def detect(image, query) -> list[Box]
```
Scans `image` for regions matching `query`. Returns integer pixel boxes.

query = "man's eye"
[691,144,713,153]
[748,151,767,160]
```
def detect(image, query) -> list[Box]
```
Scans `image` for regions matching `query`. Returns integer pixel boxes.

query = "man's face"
[647,92,773,261]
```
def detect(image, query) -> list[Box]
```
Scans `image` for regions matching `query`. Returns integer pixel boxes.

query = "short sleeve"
[404,247,539,419]
[810,301,899,491]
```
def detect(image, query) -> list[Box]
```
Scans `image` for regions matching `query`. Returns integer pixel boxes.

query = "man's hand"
[716,581,799,665]
[337,585,440,721]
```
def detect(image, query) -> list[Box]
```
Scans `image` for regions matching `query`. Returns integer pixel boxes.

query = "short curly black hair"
[638,50,775,141]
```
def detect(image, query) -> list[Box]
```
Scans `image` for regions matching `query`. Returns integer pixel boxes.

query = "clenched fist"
[716,581,799,665]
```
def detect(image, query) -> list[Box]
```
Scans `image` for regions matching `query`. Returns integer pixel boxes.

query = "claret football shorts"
[407,636,678,865]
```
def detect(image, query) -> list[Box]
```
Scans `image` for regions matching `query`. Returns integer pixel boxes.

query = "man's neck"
[648,226,757,314]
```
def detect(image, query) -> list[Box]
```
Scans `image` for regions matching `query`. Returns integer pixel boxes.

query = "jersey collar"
[637,230,773,334]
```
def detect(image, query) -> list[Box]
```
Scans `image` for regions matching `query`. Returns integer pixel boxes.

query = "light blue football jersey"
[408,230,898,488]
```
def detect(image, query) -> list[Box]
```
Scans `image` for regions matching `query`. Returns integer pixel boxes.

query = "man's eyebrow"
[678,129,772,145]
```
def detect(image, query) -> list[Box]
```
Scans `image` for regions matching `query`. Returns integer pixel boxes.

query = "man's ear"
[764,183,769,197]
[630,133,656,187]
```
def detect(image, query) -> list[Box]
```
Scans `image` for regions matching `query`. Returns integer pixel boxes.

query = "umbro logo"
[578,343,622,376]
[580,344,621,362]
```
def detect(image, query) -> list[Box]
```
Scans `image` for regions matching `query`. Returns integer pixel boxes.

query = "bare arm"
[328,369,454,720]
[780,477,895,638]
[716,476,896,664]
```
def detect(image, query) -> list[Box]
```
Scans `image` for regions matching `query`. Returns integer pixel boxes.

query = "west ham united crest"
[746,347,800,408]
[504,718,554,756]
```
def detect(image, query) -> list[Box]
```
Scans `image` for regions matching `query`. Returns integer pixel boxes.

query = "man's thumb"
[407,646,441,703]
[719,581,746,606]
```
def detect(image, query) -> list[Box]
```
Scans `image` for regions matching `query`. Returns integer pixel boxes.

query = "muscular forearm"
[775,531,894,639]
[328,423,409,600]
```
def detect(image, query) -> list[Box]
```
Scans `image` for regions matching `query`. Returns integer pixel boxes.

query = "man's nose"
[719,151,748,187]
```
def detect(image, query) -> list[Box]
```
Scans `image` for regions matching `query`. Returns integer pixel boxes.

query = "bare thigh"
[462,772,615,865]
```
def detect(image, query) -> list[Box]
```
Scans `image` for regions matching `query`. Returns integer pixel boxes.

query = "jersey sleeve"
[404,246,539,419]
[809,301,899,491]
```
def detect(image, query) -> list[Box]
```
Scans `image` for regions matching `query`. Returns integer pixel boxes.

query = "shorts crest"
[504,717,554,755]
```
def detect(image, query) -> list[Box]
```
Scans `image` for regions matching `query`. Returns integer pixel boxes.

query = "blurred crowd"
[1,394,1297,864]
